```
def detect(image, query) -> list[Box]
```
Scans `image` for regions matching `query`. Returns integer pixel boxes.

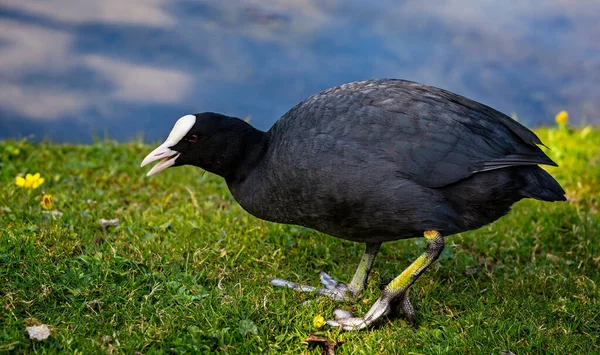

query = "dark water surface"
[0,1,598,143]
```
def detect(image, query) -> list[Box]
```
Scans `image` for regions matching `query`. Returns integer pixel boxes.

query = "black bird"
[141,79,565,330]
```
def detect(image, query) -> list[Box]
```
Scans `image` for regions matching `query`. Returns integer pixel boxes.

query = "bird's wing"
[298,79,557,188]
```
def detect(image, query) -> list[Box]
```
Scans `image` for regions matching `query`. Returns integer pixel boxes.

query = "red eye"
[189,134,199,142]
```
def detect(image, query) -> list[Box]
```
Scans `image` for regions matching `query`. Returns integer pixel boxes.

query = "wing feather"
[275,79,557,188]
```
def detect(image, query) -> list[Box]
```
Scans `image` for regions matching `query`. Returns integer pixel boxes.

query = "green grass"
[1,126,599,354]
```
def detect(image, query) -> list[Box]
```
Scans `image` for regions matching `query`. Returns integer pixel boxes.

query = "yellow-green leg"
[347,242,381,297]
[327,231,444,331]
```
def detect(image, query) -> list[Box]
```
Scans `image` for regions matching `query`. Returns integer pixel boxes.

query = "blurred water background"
[0,0,598,143]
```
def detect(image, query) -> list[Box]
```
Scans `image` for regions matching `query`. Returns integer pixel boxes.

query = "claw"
[327,317,369,331]
[269,278,318,293]
[269,272,352,301]
[326,297,393,331]
[320,271,348,292]
[333,309,353,320]
[327,309,368,330]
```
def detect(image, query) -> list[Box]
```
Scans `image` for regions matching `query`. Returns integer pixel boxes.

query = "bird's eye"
[188,134,199,143]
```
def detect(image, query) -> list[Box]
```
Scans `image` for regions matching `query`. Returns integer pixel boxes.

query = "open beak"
[141,143,180,176]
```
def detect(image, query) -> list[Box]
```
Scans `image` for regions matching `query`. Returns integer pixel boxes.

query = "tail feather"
[476,154,558,171]
[519,166,566,202]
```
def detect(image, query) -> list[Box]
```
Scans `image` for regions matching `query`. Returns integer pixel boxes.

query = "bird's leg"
[270,242,381,301]
[399,290,415,325]
[346,242,381,297]
[327,231,444,331]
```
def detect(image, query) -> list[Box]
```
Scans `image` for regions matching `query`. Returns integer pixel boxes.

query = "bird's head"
[141,112,266,179]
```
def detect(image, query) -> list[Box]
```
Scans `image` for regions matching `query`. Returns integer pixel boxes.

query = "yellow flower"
[313,315,326,329]
[41,194,53,210]
[15,173,45,189]
[15,176,24,187]
[555,110,568,127]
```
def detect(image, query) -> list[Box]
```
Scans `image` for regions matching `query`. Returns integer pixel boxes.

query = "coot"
[141,79,565,330]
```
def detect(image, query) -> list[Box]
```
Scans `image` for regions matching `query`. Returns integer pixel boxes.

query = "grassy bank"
[1,126,599,354]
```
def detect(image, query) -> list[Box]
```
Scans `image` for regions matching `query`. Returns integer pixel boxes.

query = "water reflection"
[0,0,598,142]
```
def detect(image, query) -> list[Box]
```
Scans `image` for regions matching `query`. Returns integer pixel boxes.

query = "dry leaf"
[86,299,104,311]
[26,324,51,341]
[24,317,41,326]
[302,334,341,355]
[99,218,120,228]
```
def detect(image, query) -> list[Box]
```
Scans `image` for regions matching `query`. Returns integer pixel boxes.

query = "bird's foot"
[270,271,354,301]
[326,292,414,331]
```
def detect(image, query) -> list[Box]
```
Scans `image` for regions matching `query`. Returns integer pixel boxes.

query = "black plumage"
[142,79,565,330]
[220,80,564,242]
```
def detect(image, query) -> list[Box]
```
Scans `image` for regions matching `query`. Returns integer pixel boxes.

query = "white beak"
[141,114,196,176]
[141,143,180,176]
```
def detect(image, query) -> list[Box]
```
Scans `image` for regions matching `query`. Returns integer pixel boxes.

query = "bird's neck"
[198,119,268,182]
